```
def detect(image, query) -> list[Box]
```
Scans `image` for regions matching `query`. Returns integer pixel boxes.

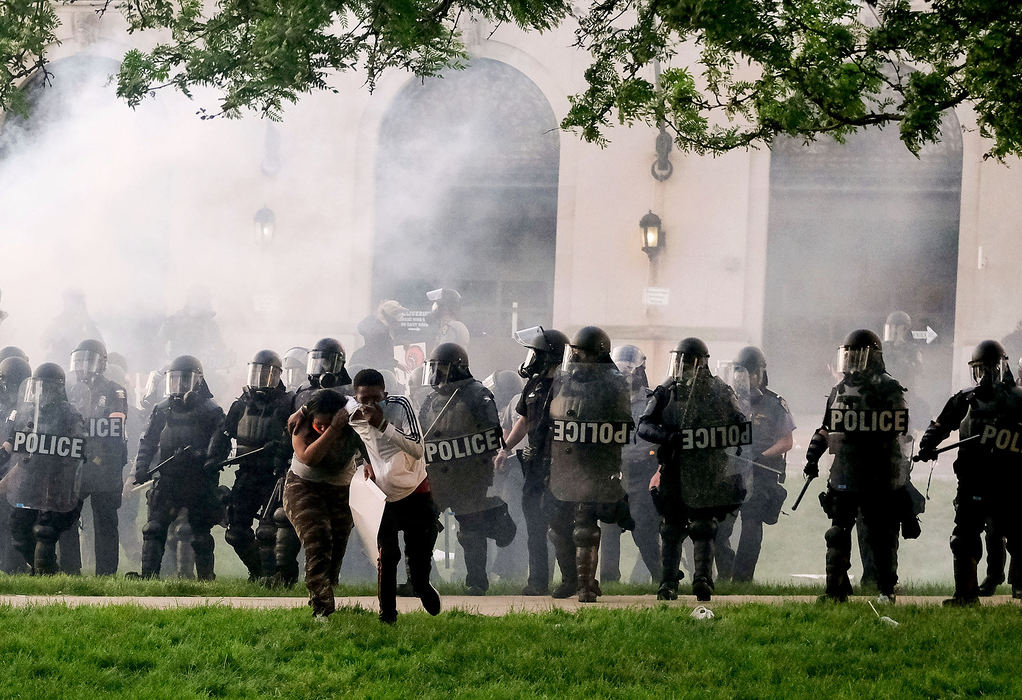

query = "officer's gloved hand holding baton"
[794,430,827,510]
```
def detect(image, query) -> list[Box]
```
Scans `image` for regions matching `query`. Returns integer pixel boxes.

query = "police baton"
[733,454,784,475]
[131,445,192,491]
[911,434,980,462]
[257,476,285,521]
[217,444,271,469]
[791,472,816,511]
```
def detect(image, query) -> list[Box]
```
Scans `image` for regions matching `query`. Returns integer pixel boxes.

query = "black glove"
[133,469,149,485]
[803,462,819,479]
[203,458,221,473]
[915,445,938,462]
[805,430,827,466]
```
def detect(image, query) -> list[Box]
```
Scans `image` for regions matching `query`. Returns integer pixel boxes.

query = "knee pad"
[825,525,849,549]
[547,524,572,551]
[572,522,601,548]
[31,524,59,544]
[688,519,715,542]
[225,526,254,548]
[272,507,291,528]
[142,520,167,541]
[660,519,685,543]
[255,520,277,545]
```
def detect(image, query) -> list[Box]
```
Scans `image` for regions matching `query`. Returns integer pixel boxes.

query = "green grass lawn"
[0,603,1019,698]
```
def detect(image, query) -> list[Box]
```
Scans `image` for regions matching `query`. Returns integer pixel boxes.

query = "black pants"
[58,489,122,575]
[10,504,84,575]
[141,478,222,580]
[822,489,901,597]
[715,472,782,582]
[601,464,661,583]
[950,487,1022,598]
[521,456,553,590]
[225,469,277,578]
[377,490,439,618]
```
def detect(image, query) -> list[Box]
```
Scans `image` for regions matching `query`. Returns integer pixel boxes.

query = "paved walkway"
[0,594,1018,614]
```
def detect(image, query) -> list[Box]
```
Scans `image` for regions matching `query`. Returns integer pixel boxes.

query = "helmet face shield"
[247,363,281,390]
[669,351,704,382]
[837,346,870,375]
[514,326,548,351]
[24,378,62,405]
[561,345,586,372]
[70,349,104,378]
[971,360,1006,385]
[306,350,344,378]
[166,369,199,397]
[424,360,453,387]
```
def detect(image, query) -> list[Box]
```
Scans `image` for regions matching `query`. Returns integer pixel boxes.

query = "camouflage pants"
[282,471,353,617]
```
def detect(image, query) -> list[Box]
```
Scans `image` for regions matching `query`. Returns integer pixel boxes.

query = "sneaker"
[551,581,577,599]
[418,584,442,616]
[1012,586,1022,600]
[978,577,1003,597]
[521,584,549,596]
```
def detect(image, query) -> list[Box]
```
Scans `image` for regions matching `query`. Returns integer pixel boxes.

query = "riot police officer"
[60,339,129,575]
[426,288,470,351]
[917,340,1022,605]
[0,356,31,414]
[497,326,570,595]
[547,326,633,602]
[206,350,294,580]
[281,347,308,392]
[1,363,86,574]
[600,345,661,584]
[418,343,515,594]
[804,330,912,603]
[639,338,747,602]
[132,355,225,579]
[714,346,795,582]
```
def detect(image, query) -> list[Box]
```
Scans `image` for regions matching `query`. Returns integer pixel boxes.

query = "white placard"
[643,287,670,306]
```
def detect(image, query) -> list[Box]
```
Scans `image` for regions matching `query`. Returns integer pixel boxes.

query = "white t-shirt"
[350,395,427,502]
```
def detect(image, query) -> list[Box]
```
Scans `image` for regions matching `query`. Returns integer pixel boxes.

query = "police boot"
[192,531,216,581]
[227,529,263,581]
[140,520,167,579]
[549,530,577,599]
[32,524,60,576]
[271,510,300,586]
[575,546,600,603]
[978,574,1003,597]
[255,518,277,582]
[690,520,716,602]
[457,527,488,595]
[657,521,685,601]
[944,555,980,606]
[822,525,853,602]
[57,523,82,576]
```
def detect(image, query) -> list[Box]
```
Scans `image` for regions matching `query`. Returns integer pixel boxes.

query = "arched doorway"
[373,58,559,375]
[763,116,963,417]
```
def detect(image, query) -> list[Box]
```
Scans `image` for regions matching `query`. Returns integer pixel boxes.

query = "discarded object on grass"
[868,600,900,627]
[690,606,714,620]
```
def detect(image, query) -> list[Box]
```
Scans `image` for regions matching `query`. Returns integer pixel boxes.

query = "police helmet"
[611,345,646,376]
[166,355,203,397]
[969,340,1008,385]
[837,329,883,376]
[424,342,470,387]
[884,311,912,343]
[668,337,709,382]
[563,326,612,369]
[0,357,32,398]
[71,338,107,380]
[26,362,67,405]
[247,349,283,390]
[426,288,462,316]
[282,346,308,390]
[306,338,348,387]
[514,326,568,378]
[0,346,28,363]
[735,345,768,389]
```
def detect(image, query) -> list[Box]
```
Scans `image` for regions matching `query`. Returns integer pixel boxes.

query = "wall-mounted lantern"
[254,207,275,243]
[640,210,664,260]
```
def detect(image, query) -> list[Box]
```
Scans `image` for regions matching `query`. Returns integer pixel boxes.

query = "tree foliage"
[1,0,1021,158]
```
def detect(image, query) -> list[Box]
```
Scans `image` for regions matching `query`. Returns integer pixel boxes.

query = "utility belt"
[517,447,550,481]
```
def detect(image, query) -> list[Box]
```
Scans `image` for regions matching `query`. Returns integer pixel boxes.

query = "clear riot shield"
[4,400,84,512]
[669,372,751,509]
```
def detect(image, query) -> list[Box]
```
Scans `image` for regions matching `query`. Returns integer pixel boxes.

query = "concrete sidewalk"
[0,594,1017,614]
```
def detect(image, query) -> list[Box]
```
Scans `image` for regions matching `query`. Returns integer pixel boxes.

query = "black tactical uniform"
[639,338,748,602]
[59,339,129,575]
[548,326,633,603]
[206,350,293,580]
[133,355,225,580]
[804,330,913,602]
[918,340,1022,605]
[2,363,86,575]
[600,345,661,584]
[419,343,515,594]
[505,326,569,596]
[714,346,794,582]
[0,355,32,573]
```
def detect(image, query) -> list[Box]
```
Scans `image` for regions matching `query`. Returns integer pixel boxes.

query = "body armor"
[824,375,910,493]
[548,364,632,503]
[209,387,293,475]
